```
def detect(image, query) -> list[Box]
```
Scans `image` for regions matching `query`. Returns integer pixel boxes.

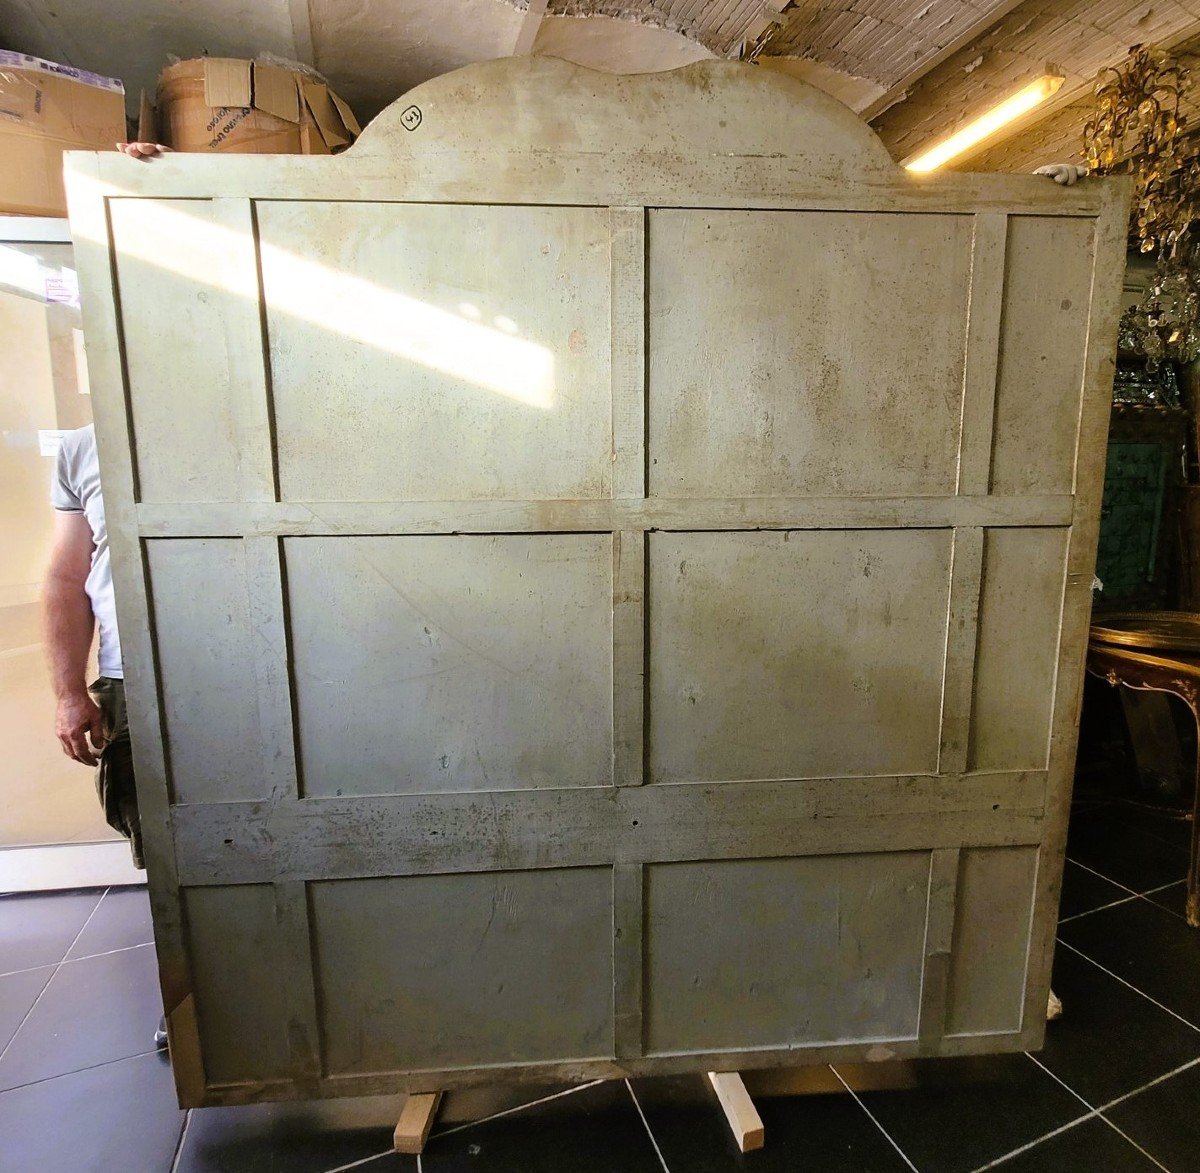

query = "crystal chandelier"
[1084,45,1200,369]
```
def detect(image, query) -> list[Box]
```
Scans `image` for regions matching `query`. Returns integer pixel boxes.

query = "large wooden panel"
[285,534,613,795]
[644,853,930,1052]
[65,57,1129,1105]
[647,210,973,498]
[648,529,952,782]
[259,202,615,503]
[310,869,613,1072]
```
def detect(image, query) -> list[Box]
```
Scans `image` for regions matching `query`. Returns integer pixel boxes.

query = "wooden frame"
[64,56,1130,1107]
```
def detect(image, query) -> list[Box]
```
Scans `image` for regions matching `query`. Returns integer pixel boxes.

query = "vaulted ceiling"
[3,0,1200,172]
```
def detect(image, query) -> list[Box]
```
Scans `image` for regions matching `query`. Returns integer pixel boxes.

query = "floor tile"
[1106,1058,1200,1171]
[420,1078,663,1173]
[1059,861,1132,921]
[0,889,103,973]
[1139,880,1189,921]
[834,1054,1086,1173]
[1057,899,1200,1030]
[993,1117,1163,1172]
[1066,808,1190,894]
[177,1093,414,1173]
[0,966,54,1054]
[65,886,154,960]
[0,939,162,1091]
[0,1050,183,1172]
[632,1071,912,1171]
[1034,946,1200,1105]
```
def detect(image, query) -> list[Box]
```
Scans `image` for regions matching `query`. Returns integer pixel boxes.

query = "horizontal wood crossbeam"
[194,1027,1036,1105]
[91,165,1113,218]
[171,772,1046,886]
[135,496,1075,538]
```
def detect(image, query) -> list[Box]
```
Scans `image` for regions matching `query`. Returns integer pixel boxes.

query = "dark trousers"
[89,677,143,869]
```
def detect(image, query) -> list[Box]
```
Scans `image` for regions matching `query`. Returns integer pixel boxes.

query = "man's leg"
[89,678,163,1048]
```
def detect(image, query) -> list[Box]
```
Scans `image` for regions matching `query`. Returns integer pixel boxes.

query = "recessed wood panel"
[648,529,952,782]
[110,199,258,503]
[146,540,264,803]
[969,529,1069,772]
[310,869,613,1073]
[946,846,1039,1036]
[991,217,1096,496]
[258,202,615,502]
[647,210,973,498]
[644,853,929,1053]
[184,885,292,1083]
[285,535,614,795]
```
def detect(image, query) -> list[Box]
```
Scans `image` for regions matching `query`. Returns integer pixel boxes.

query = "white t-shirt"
[50,424,123,679]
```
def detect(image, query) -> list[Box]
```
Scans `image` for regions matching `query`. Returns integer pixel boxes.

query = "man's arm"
[43,511,106,766]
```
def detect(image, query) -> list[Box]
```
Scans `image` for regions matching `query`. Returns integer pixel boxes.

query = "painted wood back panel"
[65,56,1129,1105]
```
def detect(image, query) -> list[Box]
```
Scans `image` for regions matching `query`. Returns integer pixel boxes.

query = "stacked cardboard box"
[152,58,361,155]
[0,51,126,216]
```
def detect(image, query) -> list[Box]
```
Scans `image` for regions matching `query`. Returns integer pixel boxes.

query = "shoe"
[154,1015,168,1049]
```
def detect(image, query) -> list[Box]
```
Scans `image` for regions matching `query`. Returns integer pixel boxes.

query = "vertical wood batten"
[613,531,647,787]
[609,206,646,501]
[275,881,323,1081]
[62,156,205,1103]
[938,528,986,775]
[918,847,961,1051]
[613,862,645,1059]
[208,197,278,503]
[243,537,300,800]
[610,207,648,790]
[1020,180,1132,1038]
[957,212,1008,496]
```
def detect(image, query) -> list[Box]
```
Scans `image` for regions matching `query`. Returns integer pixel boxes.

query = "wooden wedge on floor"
[394,1091,442,1154]
[707,1071,765,1152]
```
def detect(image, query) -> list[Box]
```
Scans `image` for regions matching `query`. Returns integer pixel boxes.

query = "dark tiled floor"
[991,1117,1163,1172]
[176,1094,410,1173]
[1107,1059,1200,1170]
[0,803,1196,1172]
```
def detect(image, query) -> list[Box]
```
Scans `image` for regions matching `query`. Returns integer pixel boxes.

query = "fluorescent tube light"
[904,74,1065,173]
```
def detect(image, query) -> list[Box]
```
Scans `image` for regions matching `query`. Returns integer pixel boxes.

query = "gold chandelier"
[1084,45,1200,368]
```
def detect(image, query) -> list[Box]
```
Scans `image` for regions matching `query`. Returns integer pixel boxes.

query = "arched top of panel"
[351,56,899,179]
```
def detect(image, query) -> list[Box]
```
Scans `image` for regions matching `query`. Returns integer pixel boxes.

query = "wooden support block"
[707,1071,765,1153]
[393,1091,442,1154]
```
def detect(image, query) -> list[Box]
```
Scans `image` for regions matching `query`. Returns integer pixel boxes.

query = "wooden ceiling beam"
[514,0,551,55]
[289,0,316,67]
[860,0,1028,122]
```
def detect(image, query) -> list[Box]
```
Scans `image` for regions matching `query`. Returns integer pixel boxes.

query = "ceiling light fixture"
[903,73,1065,173]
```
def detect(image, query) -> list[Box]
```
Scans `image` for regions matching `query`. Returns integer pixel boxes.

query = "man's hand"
[118,142,173,161]
[1034,163,1088,186]
[56,690,108,767]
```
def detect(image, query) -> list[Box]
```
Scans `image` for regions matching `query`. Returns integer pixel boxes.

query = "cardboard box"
[155,58,360,155]
[0,51,126,216]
